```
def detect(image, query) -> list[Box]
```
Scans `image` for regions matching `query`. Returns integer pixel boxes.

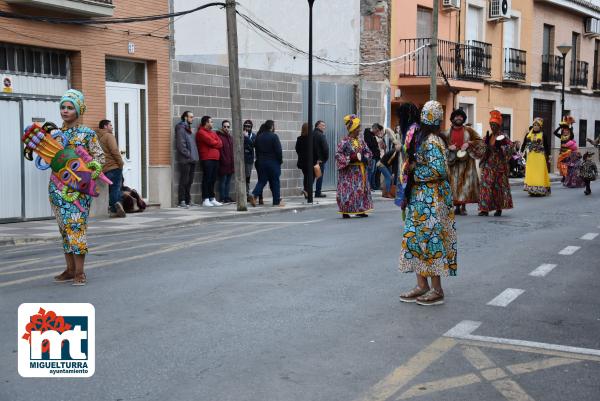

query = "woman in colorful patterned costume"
[521,117,551,196]
[554,116,576,180]
[478,110,513,216]
[398,101,457,306]
[52,89,105,285]
[335,114,373,218]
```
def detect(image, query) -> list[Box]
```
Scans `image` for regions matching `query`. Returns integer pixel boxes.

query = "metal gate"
[302,81,355,189]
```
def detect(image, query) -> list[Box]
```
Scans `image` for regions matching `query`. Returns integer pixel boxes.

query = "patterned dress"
[478,134,513,212]
[564,152,585,188]
[446,126,481,205]
[336,136,373,214]
[48,125,104,254]
[399,135,457,277]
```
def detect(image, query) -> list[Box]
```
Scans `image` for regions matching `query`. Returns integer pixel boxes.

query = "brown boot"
[382,189,389,198]
[248,195,256,207]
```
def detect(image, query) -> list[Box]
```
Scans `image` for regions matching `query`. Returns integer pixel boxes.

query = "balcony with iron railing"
[570,60,589,88]
[397,38,492,83]
[503,48,527,81]
[541,54,563,83]
[5,0,114,16]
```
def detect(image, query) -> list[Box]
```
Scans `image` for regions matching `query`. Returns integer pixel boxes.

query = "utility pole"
[430,0,439,101]
[225,0,247,211]
[306,0,315,204]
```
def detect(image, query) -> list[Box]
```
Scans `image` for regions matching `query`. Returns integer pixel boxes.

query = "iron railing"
[397,38,492,81]
[570,60,589,87]
[503,48,527,81]
[541,54,563,83]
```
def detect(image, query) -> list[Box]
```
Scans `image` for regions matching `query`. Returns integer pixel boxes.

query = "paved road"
[1,182,599,401]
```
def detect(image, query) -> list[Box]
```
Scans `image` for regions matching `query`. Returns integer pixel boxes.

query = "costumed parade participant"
[398,101,457,306]
[335,114,373,218]
[478,110,513,216]
[22,89,106,286]
[554,116,576,181]
[521,117,551,196]
[564,149,585,188]
[579,151,598,195]
[445,109,481,215]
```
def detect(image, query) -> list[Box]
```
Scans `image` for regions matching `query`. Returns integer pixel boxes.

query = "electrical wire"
[0,2,226,25]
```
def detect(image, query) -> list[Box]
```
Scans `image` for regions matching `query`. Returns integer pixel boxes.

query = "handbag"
[313,163,322,178]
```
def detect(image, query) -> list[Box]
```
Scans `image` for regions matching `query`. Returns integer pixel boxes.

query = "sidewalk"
[0,193,339,246]
[0,174,563,246]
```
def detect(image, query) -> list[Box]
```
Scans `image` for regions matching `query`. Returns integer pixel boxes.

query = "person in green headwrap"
[51,89,105,286]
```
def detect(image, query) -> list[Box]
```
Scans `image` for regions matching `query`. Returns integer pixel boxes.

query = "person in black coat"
[295,123,311,198]
[251,120,285,207]
[312,120,329,197]
[243,120,256,201]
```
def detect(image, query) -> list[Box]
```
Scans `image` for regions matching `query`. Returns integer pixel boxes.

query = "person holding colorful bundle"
[398,100,457,306]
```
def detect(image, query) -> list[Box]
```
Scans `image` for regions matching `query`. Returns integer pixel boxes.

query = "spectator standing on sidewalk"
[196,116,223,207]
[97,119,126,217]
[364,127,380,191]
[217,120,235,203]
[243,119,256,202]
[313,120,329,197]
[251,120,285,207]
[295,123,311,199]
[174,111,199,209]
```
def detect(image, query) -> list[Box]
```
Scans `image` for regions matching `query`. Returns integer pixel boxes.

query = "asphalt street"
[1,181,599,401]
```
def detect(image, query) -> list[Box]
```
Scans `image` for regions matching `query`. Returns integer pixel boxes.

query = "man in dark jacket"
[243,119,256,201]
[312,120,329,197]
[217,120,235,203]
[174,111,199,208]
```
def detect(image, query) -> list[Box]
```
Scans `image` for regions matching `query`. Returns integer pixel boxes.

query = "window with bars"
[0,43,68,78]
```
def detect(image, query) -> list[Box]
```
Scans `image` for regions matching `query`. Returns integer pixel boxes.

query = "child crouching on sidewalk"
[579,151,598,195]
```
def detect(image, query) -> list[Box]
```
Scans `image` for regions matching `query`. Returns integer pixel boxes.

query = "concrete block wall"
[171,61,387,206]
[171,60,305,204]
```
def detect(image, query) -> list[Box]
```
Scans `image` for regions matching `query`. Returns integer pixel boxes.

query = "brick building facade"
[0,0,171,221]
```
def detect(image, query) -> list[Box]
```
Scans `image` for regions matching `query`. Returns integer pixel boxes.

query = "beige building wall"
[460,0,534,143]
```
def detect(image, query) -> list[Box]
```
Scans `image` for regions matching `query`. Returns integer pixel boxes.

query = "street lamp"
[557,44,571,121]
[306,0,315,204]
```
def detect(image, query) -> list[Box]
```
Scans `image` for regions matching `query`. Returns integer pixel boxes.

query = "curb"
[0,198,340,247]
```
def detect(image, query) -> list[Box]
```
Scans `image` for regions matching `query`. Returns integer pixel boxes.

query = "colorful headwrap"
[559,115,575,127]
[533,117,543,127]
[60,89,86,117]
[344,114,361,133]
[420,100,443,126]
[489,110,503,125]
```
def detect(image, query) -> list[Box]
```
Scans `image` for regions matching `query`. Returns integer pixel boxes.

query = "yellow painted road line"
[0,225,286,288]
[491,379,535,401]
[461,345,496,370]
[397,373,481,400]
[353,337,456,401]
[505,357,581,375]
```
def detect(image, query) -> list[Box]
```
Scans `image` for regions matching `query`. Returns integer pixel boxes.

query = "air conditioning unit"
[489,0,511,21]
[584,17,600,37]
[442,0,460,11]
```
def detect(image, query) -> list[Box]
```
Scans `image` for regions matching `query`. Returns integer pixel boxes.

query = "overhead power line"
[0,2,226,25]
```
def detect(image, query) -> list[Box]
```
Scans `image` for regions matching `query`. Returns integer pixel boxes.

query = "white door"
[0,100,23,219]
[22,100,61,219]
[503,18,518,50]
[105,85,141,191]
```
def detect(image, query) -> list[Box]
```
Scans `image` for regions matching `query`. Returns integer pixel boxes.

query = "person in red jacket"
[196,116,223,207]
[217,120,235,203]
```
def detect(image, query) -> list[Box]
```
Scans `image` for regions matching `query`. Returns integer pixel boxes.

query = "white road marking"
[529,263,557,277]
[445,320,600,357]
[580,232,599,240]
[487,288,524,307]
[558,246,580,255]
